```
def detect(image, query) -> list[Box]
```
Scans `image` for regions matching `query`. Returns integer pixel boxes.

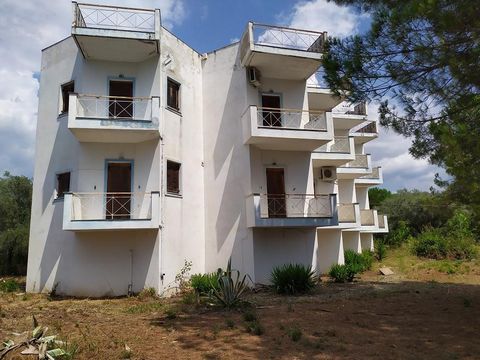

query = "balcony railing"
[316,136,350,153]
[73,2,156,32]
[338,204,357,223]
[307,70,329,88]
[378,214,385,228]
[70,192,154,221]
[76,95,153,121]
[360,167,380,179]
[252,23,327,53]
[343,154,369,168]
[258,194,333,219]
[360,209,376,226]
[257,107,327,131]
[333,102,367,116]
[355,121,377,134]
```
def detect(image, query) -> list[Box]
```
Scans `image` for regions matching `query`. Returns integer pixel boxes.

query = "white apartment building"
[26,2,388,297]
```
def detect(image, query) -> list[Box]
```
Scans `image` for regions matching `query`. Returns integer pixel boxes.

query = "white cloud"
[0,0,186,177]
[286,0,368,37]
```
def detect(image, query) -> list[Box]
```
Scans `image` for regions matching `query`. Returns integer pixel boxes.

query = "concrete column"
[343,231,362,253]
[360,233,374,252]
[317,229,344,273]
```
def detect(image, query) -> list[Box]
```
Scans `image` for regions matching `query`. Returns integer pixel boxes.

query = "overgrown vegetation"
[270,264,317,295]
[0,278,21,293]
[189,272,220,295]
[329,250,374,282]
[328,264,356,283]
[0,172,32,275]
[209,259,251,308]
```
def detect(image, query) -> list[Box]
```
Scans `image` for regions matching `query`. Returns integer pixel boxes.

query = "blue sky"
[0,0,443,192]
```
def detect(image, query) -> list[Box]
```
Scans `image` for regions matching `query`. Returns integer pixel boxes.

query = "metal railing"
[258,194,333,218]
[343,154,369,168]
[333,101,367,116]
[257,107,327,131]
[360,167,380,179]
[70,192,153,221]
[316,136,350,153]
[338,204,357,223]
[360,209,375,226]
[73,3,155,32]
[355,121,377,134]
[76,95,152,121]
[252,23,327,53]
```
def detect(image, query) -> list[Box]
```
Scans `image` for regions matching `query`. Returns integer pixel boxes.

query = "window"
[167,78,180,111]
[61,81,75,113]
[56,172,71,199]
[167,161,181,195]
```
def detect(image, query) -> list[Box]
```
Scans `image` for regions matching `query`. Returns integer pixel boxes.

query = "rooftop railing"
[257,107,327,131]
[70,192,153,221]
[258,194,333,218]
[75,94,153,121]
[73,2,156,32]
[342,154,369,168]
[252,23,327,53]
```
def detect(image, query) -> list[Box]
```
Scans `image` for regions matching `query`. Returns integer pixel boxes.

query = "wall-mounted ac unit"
[321,166,337,181]
[248,67,261,87]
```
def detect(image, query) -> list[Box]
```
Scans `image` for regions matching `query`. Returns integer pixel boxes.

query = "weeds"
[270,264,317,295]
[0,278,20,293]
[287,326,302,342]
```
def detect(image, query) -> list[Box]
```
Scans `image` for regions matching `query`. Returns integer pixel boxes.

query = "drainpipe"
[128,249,133,296]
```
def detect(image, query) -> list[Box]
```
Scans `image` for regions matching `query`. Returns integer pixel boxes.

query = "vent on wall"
[248,67,261,88]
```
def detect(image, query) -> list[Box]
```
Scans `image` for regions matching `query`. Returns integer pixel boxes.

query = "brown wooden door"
[262,94,282,127]
[266,168,286,218]
[109,80,133,119]
[106,162,131,220]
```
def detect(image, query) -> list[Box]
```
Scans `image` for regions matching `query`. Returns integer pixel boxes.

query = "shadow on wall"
[253,228,316,284]
[209,45,252,272]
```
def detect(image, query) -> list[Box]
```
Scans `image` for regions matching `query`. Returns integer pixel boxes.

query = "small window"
[61,81,75,113]
[56,172,71,199]
[166,161,181,195]
[167,78,180,111]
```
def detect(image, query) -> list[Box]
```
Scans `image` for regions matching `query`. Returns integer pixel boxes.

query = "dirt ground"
[2,256,480,359]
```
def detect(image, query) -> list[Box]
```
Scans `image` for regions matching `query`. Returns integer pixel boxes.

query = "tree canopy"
[324,0,480,211]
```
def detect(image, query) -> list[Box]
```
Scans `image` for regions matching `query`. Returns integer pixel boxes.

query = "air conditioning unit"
[248,67,261,87]
[321,167,336,181]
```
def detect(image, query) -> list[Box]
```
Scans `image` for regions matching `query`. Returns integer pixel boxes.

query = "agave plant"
[0,315,76,359]
[210,259,251,308]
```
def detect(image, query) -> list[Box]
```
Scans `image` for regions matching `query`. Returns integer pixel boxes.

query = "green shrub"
[328,264,357,283]
[270,264,317,295]
[287,327,302,342]
[375,241,387,260]
[344,250,373,273]
[190,272,220,295]
[245,320,264,335]
[0,278,20,293]
[384,220,411,247]
[209,259,251,308]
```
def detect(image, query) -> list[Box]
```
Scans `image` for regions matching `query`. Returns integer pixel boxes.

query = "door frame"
[104,159,134,219]
[260,92,283,127]
[265,166,287,218]
[107,77,136,119]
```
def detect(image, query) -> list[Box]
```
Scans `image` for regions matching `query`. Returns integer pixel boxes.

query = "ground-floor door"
[106,161,132,220]
[266,167,286,218]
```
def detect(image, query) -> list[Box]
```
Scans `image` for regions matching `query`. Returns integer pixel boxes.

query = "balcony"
[240,22,327,80]
[360,209,378,228]
[337,154,372,179]
[72,2,160,61]
[63,192,160,231]
[242,106,333,151]
[307,70,344,110]
[355,166,383,186]
[68,94,160,143]
[351,121,378,144]
[312,136,355,166]
[338,203,361,226]
[246,193,338,228]
[332,102,368,130]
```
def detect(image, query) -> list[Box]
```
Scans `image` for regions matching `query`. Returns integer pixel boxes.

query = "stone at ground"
[379,267,395,276]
